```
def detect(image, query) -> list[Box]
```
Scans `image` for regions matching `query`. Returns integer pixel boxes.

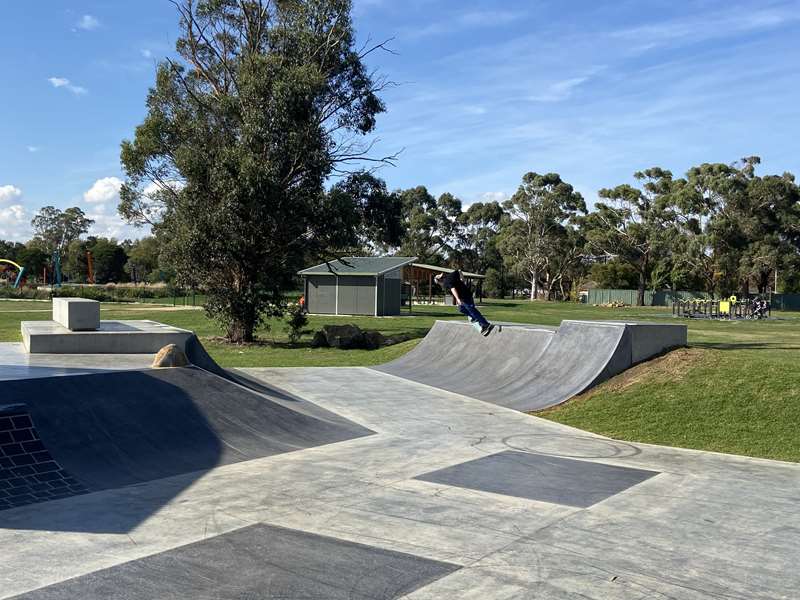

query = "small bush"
[286,304,308,344]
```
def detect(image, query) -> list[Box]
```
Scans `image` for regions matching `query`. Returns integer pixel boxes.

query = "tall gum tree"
[498,172,586,300]
[118,0,393,342]
[584,168,677,306]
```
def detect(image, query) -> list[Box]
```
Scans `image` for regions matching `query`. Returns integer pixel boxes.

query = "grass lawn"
[2,298,799,461]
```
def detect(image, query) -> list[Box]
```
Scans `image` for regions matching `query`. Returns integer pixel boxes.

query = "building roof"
[298,256,418,277]
[410,263,486,280]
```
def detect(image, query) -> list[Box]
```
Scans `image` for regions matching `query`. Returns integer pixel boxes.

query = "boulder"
[384,334,411,346]
[310,330,329,348]
[362,330,387,350]
[151,344,189,368]
[322,324,364,349]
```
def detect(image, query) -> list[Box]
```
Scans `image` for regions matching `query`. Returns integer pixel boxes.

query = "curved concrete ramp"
[1,367,371,504]
[374,320,686,412]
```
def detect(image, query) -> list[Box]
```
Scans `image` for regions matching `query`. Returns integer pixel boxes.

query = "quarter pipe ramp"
[373,320,687,412]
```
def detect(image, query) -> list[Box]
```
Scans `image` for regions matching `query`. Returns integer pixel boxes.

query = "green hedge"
[0,287,51,300]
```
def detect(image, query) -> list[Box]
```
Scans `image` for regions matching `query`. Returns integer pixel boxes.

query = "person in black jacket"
[435,270,494,336]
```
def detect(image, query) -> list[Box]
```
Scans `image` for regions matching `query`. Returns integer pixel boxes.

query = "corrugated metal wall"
[382,278,402,315]
[336,276,376,315]
[768,293,800,310]
[305,271,405,315]
[307,276,337,314]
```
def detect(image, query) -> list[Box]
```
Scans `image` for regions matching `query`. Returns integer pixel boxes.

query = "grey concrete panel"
[1,367,372,493]
[52,298,100,331]
[9,523,459,600]
[0,343,154,381]
[21,320,193,354]
[626,321,689,364]
[415,450,659,507]
[374,319,687,411]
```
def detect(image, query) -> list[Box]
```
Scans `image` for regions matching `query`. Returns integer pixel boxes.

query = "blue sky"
[2,0,800,242]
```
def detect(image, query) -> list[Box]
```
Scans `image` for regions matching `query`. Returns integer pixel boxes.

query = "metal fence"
[587,288,800,310]
[587,289,710,306]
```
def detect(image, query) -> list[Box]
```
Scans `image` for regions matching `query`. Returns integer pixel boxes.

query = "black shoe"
[481,323,494,336]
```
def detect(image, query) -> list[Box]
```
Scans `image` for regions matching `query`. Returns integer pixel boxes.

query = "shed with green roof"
[298,256,417,316]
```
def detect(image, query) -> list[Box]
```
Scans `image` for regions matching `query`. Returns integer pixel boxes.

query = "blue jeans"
[458,303,489,328]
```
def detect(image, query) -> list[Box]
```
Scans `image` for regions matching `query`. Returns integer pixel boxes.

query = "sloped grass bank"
[539,347,800,462]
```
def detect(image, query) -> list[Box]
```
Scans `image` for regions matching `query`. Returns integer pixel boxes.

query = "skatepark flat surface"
[2,361,799,598]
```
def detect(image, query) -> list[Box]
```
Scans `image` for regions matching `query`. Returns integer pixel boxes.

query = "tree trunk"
[530,270,538,301]
[227,320,255,343]
[637,270,646,306]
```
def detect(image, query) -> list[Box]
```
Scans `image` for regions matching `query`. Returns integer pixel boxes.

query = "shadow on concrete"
[0,367,372,534]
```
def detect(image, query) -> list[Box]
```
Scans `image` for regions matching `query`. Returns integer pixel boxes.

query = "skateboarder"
[435,270,494,336]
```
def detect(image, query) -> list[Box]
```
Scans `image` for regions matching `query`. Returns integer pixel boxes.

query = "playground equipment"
[0,258,26,288]
[673,296,771,320]
[87,250,95,284]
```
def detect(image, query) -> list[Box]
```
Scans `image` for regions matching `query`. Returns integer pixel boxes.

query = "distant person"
[435,270,494,336]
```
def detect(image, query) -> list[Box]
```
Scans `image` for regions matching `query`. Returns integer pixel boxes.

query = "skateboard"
[467,317,501,336]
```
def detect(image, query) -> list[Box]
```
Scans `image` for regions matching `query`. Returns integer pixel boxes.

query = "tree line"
[0,205,166,286]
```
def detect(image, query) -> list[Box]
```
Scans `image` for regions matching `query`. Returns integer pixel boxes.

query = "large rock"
[310,330,329,348]
[384,334,411,347]
[152,344,189,368]
[322,324,364,349]
[362,330,387,350]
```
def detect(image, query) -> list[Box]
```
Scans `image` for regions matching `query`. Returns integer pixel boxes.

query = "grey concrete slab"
[9,523,459,600]
[0,342,154,381]
[1,366,798,600]
[374,319,687,411]
[415,450,659,507]
[21,320,193,354]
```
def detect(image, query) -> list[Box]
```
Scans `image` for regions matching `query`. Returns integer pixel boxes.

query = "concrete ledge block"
[53,298,100,331]
[21,320,193,354]
[624,322,688,364]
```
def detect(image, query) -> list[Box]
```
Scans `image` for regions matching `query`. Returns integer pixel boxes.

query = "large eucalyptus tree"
[119,0,393,341]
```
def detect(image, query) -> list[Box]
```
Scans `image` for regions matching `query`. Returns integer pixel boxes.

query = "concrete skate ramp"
[1,367,372,495]
[374,320,686,412]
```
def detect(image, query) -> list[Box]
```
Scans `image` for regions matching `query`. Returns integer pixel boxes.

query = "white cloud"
[141,49,153,59]
[0,185,22,203]
[26,146,39,153]
[48,77,88,96]
[477,191,509,203]
[77,15,101,31]
[84,177,123,205]
[86,203,148,240]
[529,77,589,102]
[610,8,800,52]
[0,204,31,242]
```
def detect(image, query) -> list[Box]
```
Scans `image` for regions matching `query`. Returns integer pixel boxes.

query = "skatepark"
[2,300,798,599]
